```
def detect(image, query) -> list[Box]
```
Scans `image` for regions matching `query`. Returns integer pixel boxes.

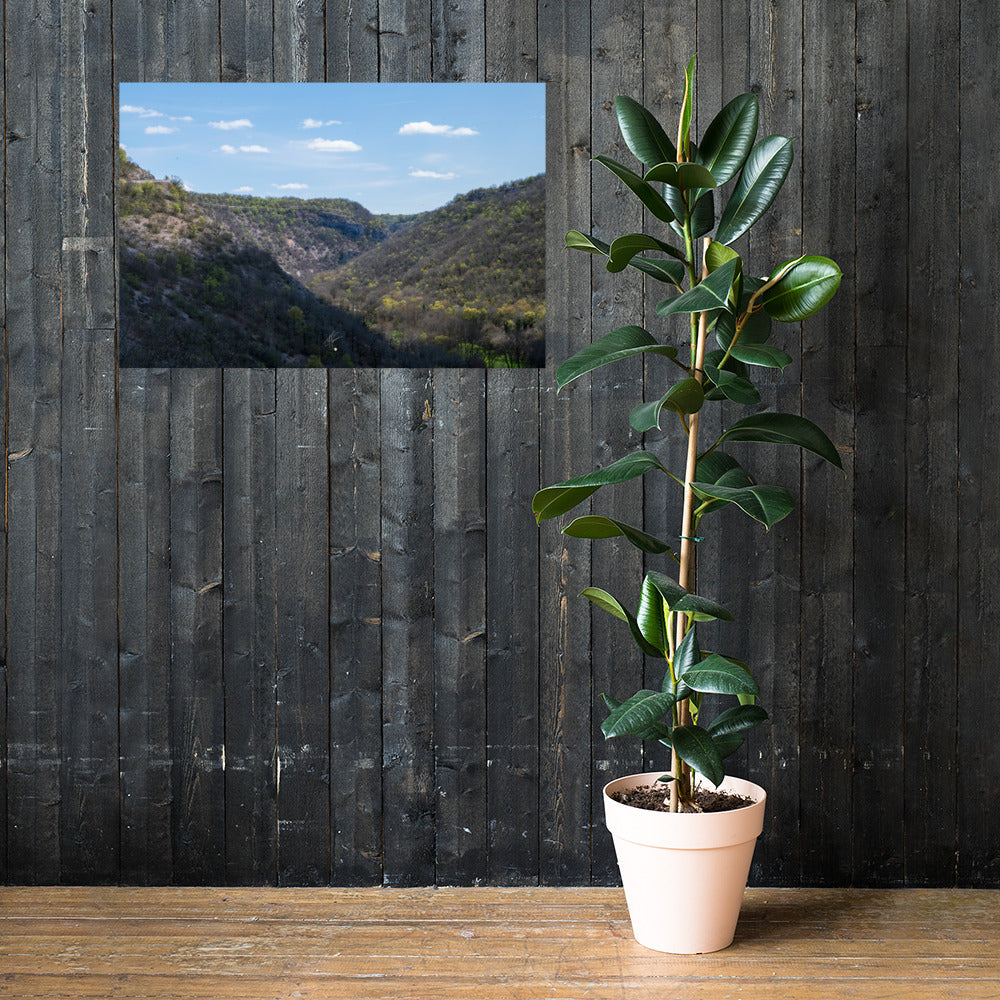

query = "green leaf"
[716,135,794,245]
[690,189,715,239]
[760,255,843,322]
[729,344,793,369]
[696,449,743,485]
[702,364,761,405]
[629,378,705,432]
[556,326,679,391]
[637,575,670,654]
[670,724,725,787]
[719,412,843,469]
[698,93,759,185]
[705,240,740,273]
[602,690,675,740]
[672,625,701,699]
[712,731,745,759]
[645,570,734,622]
[583,588,664,659]
[627,255,686,286]
[715,306,771,350]
[533,451,667,522]
[644,161,717,190]
[690,481,794,529]
[657,258,740,317]
[593,155,675,224]
[607,233,686,273]
[562,515,674,556]
[615,95,677,167]
[707,704,769,738]
[565,229,610,255]
[683,653,760,696]
[678,55,696,162]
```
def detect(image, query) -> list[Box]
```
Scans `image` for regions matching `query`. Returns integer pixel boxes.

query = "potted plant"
[533,56,843,954]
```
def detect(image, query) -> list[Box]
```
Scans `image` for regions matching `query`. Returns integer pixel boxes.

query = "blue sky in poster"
[119,82,545,214]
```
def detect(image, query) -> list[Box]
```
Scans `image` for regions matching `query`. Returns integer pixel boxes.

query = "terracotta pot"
[603,771,766,954]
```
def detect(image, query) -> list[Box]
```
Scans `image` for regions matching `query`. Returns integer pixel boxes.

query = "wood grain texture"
[536,0,592,887]
[852,0,907,888]
[0,887,998,1000]
[5,0,64,885]
[957,0,1000,889]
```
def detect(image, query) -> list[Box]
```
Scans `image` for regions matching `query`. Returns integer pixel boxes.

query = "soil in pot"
[609,784,755,813]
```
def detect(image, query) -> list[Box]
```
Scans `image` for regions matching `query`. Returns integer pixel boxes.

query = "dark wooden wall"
[2,0,994,888]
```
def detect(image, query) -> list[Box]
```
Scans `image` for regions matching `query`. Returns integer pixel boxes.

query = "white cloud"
[306,137,362,152]
[301,118,323,128]
[145,125,178,135]
[209,118,253,130]
[399,121,479,137]
[409,169,458,179]
[122,104,166,118]
[236,186,254,192]
[171,115,194,122]
[239,144,270,153]
[273,182,308,190]
[220,144,237,154]
[326,119,342,125]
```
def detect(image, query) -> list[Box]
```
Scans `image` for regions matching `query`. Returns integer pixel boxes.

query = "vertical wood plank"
[219,0,279,890]
[275,370,331,886]
[5,0,63,884]
[537,0,590,886]
[957,0,1000,889]
[852,0,907,888]
[433,370,488,885]
[904,0,960,888]
[274,0,326,83]
[329,371,382,886]
[378,0,436,890]
[113,0,173,888]
[739,0,803,886]
[799,0,857,887]
[326,0,379,82]
[223,371,277,885]
[169,370,226,883]
[118,369,173,884]
[430,0,487,890]
[379,373,436,887]
[58,0,118,886]
[0,0,7,885]
[587,0,644,885]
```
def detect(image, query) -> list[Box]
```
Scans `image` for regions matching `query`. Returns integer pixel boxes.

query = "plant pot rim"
[603,772,766,850]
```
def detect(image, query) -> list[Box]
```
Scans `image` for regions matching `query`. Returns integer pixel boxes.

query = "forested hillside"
[118,151,545,367]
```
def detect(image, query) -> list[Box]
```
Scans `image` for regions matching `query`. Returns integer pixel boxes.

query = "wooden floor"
[0,887,997,999]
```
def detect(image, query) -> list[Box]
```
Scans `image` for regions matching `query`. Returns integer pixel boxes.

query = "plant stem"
[670,238,711,813]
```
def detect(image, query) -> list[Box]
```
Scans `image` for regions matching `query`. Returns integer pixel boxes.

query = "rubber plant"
[533,57,843,812]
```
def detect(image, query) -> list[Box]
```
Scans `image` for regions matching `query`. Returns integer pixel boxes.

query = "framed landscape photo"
[117,82,546,368]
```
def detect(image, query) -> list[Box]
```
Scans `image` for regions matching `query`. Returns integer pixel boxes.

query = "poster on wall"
[117,82,545,368]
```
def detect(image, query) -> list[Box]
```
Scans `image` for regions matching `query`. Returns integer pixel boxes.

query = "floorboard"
[0,888,996,999]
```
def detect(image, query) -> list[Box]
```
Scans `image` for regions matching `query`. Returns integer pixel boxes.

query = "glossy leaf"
[615,95,677,167]
[705,240,740,273]
[532,451,667,522]
[760,255,843,322]
[672,625,700,699]
[657,258,740,317]
[678,55,696,162]
[707,703,769,738]
[627,255,686,286]
[607,233,686,273]
[556,326,679,391]
[565,229,610,255]
[637,575,670,654]
[629,378,705,432]
[702,364,761,405]
[729,344,793,369]
[690,480,795,529]
[719,412,843,469]
[695,449,743,485]
[562,515,674,555]
[644,161,717,190]
[715,307,771,350]
[698,93,759,185]
[645,571,734,622]
[683,653,760,696]
[670,724,724,787]
[716,135,794,245]
[690,189,716,239]
[712,731,744,759]
[593,155,675,224]
[583,588,664,659]
[602,690,675,740]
